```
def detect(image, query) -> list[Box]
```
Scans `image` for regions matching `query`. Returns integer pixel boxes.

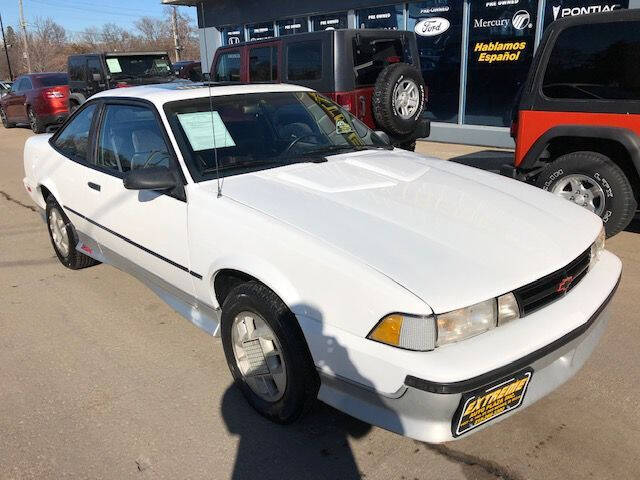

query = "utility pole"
[0,13,14,81]
[18,0,31,72]
[171,6,182,61]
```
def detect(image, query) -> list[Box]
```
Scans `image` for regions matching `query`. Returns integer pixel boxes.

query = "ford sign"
[414,17,450,37]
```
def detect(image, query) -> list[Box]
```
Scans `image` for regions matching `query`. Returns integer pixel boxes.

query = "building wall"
[195,0,635,147]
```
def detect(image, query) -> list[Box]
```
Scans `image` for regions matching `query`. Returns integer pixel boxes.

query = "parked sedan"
[1,72,69,133]
[22,83,620,442]
[0,80,12,98]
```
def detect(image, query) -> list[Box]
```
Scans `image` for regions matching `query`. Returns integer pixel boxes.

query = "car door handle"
[88,182,101,191]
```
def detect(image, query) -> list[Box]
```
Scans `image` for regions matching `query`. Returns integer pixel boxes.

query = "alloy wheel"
[231,310,287,402]
[393,79,420,119]
[551,174,606,215]
[49,209,70,257]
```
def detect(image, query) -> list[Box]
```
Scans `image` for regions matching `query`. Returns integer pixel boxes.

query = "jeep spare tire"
[372,63,426,137]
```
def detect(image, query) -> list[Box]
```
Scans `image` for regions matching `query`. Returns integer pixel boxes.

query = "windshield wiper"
[304,144,391,156]
[200,157,327,175]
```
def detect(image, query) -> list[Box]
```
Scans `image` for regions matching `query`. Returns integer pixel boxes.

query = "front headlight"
[590,226,605,268]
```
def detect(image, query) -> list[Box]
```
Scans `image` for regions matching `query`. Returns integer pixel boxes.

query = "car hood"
[217,150,602,313]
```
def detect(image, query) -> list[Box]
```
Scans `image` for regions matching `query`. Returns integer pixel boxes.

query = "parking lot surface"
[1,126,639,479]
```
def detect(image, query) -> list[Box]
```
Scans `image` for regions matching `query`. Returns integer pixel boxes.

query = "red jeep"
[506,9,640,237]
[211,29,430,150]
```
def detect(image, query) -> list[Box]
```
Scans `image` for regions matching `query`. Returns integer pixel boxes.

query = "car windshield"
[105,55,174,80]
[164,91,390,181]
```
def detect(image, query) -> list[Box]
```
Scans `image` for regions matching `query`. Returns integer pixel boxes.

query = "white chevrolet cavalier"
[23,83,621,442]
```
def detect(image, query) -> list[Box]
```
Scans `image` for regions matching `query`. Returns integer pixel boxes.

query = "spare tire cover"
[372,63,426,137]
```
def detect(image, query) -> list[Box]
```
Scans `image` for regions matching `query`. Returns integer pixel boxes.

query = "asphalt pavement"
[1,126,639,479]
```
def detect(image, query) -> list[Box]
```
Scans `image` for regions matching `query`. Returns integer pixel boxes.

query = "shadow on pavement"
[449,150,515,174]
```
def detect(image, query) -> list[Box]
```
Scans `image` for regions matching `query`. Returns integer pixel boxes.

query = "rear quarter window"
[215,51,241,82]
[353,37,407,86]
[542,21,640,101]
[287,40,322,81]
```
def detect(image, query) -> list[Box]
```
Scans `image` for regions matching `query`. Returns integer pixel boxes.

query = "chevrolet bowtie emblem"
[556,275,575,293]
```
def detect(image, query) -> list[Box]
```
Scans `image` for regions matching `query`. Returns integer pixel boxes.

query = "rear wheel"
[0,107,15,128]
[28,106,45,134]
[221,281,319,424]
[46,197,99,269]
[536,151,636,237]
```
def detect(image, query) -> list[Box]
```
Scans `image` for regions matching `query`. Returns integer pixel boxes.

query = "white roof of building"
[92,82,312,105]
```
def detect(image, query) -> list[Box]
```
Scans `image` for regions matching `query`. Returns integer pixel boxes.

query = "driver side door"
[83,100,196,299]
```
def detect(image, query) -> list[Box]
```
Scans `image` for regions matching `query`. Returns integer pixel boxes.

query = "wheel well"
[39,185,52,203]
[546,136,640,202]
[214,269,259,307]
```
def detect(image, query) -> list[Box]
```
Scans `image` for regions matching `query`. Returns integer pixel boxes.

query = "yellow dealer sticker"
[452,369,533,437]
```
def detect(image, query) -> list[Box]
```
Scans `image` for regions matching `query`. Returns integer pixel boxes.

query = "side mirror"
[123,167,178,192]
[92,73,102,83]
[375,130,391,145]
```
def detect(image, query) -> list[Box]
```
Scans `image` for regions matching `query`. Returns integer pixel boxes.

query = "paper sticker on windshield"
[105,58,122,73]
[336,119,353,135]
[177,111,236,151]
[154,59,170,71]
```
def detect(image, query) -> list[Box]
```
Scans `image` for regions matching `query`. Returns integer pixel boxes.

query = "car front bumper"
[314,254,620,443]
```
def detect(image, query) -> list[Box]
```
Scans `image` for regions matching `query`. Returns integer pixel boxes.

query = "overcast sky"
[0,0,197,35]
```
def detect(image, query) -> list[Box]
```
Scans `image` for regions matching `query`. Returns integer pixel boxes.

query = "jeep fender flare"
[520,125,640,174]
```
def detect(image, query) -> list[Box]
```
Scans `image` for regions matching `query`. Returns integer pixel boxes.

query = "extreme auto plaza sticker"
[453,369,533,437]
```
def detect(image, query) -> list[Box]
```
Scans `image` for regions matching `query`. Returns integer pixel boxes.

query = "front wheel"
[221,281,319,424]
[536,151,637,237]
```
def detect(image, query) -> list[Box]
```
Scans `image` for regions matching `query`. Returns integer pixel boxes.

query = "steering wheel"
[283,133,326,155]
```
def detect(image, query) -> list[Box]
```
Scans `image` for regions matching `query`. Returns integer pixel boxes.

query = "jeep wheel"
[46,197,99,269]
[536,151,636,237]
[372,63,426,137]
[221,281,319,424]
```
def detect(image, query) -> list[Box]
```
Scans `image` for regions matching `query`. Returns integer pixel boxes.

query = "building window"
[277,17,309,36]
[356,5,404,30]
[311,12,348,31]
[464,0,538,126]
[287,40,323,81]
[542,21,640,100]
[249,46,279,82]
[221,25,244,45]
[408,1,463,124]
[543,0,628,29]
[247,22,275,41]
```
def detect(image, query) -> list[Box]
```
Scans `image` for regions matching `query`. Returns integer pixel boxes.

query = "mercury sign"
[414,17,451,36]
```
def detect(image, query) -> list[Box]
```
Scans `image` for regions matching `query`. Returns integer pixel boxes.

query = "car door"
[5,78,24,120]
[83,100,195,298]
[16,77,32,121]
[47,102,99,234]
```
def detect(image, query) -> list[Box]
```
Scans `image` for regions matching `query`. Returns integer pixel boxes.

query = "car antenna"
[200,2,222,198]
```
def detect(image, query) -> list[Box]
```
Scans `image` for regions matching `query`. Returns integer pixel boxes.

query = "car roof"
[92,82,313,105]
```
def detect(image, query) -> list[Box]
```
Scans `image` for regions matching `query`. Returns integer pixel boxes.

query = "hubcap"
[393,79,420,119]
[231,311,287,402]
[49,209,70,257]
[551,174,606,216]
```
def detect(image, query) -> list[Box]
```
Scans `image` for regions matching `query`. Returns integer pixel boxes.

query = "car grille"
[513,247,591,316]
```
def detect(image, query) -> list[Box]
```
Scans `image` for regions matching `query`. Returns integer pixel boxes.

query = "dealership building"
[166,0,635,147]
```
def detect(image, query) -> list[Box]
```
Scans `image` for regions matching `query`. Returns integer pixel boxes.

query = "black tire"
[221,281,319,424]
[45,197,99,269]
[28,106,45,134]
[372,63,426,137]
[0,107,15,128]
[396,140,416,151]
[536,151,637,237]
[69,100,80,114]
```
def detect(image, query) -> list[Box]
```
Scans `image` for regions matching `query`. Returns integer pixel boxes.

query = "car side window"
[287,41,322,81]
[87,57,103,81]
[68,57,86,82]
[96,104,171,173]
[22,77,33,91]
[53,104,97,162]
[249,46,278,82]
[13,78,25,92]
[214,51,241,82]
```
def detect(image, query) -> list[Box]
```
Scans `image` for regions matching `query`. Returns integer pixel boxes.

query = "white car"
[23,83,621,443]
